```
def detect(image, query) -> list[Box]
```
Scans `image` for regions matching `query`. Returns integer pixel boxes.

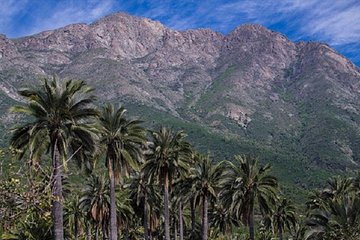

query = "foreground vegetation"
[0,78,359,239]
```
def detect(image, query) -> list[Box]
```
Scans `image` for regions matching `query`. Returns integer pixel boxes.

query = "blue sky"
[0,0,359,66]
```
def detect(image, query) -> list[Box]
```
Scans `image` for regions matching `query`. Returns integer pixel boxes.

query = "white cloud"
[10,0,358,48]
[1,0,358,64]
[210,0,360,45]
[300,2,360,45]
[27,0,116,35]
[0,0,28,35]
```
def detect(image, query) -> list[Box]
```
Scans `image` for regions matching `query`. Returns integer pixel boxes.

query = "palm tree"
[272,198,297,240]
[143,127,192,240]
[127,173,162,240]
[98,104,146,240]
[178,200,184,240]
[127,170,161,240]
[209,202,238,237]
[322,176,353,200]
[305,193,360,239]
[220,155,278,240]
[115,188,135,239]
[188,153,223,240]
[305,175,360,239]
[307,176,353,214]
[352,171,360,193]
[10,78,98,240]
[171,153,198,239]
[172,168,196,240]
[64,196,83,240]
[79,174,110,240]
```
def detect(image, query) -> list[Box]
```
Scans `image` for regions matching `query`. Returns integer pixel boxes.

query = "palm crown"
[98,104,146,181]
[10,77,98,240]
[97,103,146,240]
[189,153,224,240]
[220,155,278,240]
[143,127,192,240]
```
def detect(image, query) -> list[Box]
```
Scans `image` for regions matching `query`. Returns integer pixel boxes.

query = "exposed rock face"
[0,12,359,169]
[0,34,21,59]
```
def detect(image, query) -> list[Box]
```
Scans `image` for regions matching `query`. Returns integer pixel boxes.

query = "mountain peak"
[95,11,144,22]
[233,23,268,31]
[92,11,166,30]
[0,11,359,178]
[229,23,271,36]
[226,23,291,46]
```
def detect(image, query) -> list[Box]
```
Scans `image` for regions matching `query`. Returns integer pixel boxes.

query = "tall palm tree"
[305,193,360,239]
[79,174,110,240]
[98,104,146,240]
[143,127,192,240]
[10,78,98,240]
[127,171,161,240]
[272,198,297,240]
[305,175,360,239]
[220,155,278,240]
[352,171,360,193]
[172,152,198,239]
[306,176,354,215]
[115,188,135,238]
[322,176,353,200]
[209,202,238,237]
[64,195,83,240]
[172,188,187,240]
[189,153,223,240]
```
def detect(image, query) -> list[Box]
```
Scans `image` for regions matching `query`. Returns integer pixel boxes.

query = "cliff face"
[0,12,359,170]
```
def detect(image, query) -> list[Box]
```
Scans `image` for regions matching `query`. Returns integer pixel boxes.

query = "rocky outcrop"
[0,12,359,169]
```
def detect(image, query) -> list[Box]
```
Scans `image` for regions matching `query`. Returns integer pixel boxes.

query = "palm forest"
[1,78,360,240]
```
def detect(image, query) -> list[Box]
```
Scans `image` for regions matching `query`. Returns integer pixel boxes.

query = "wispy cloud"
[2,0,359,46]
[130,0,360,65]
[0,0,28,35]
[27,0,116,35]
[209,0,360,46]
[300,1,360,45]
[0,0,358,65]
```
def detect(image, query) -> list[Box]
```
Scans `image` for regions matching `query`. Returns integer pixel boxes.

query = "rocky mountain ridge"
[0,12,359,175]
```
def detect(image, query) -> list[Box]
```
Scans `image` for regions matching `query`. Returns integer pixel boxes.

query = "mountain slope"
[0,12,359,187]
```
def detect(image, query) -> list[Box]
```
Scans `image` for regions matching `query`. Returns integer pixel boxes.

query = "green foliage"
[10,77,98,170]
[0,167,54,239]
[305,174,360,239]
[98,103,146,181]
[2,78,360,240]
[143,126,192,184]
[195,65,238,111]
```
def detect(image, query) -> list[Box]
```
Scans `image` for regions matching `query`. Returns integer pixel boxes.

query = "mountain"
[0,12,359,190]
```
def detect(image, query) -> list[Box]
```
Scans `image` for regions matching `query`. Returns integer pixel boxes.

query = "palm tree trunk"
[202,192,208,240]
[179,202,184,240]
[149,206,153,240]
[108,158,118,240]
[278,224,283,240]
[95,226,99,240]
[102,222,107,240]
[52,143,64,240]
[174,218,178,240]
[248,206,255,240]
[86,221,92,240]
[163,172,171,240]
[144,192,149,240]
[74,213,79,240]
[125,224,130,240]
[191,197,196,239]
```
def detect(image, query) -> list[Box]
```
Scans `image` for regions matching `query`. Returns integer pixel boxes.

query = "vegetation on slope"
[1,78,359,240]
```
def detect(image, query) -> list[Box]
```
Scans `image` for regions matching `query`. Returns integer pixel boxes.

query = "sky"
[0,0,359,66]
